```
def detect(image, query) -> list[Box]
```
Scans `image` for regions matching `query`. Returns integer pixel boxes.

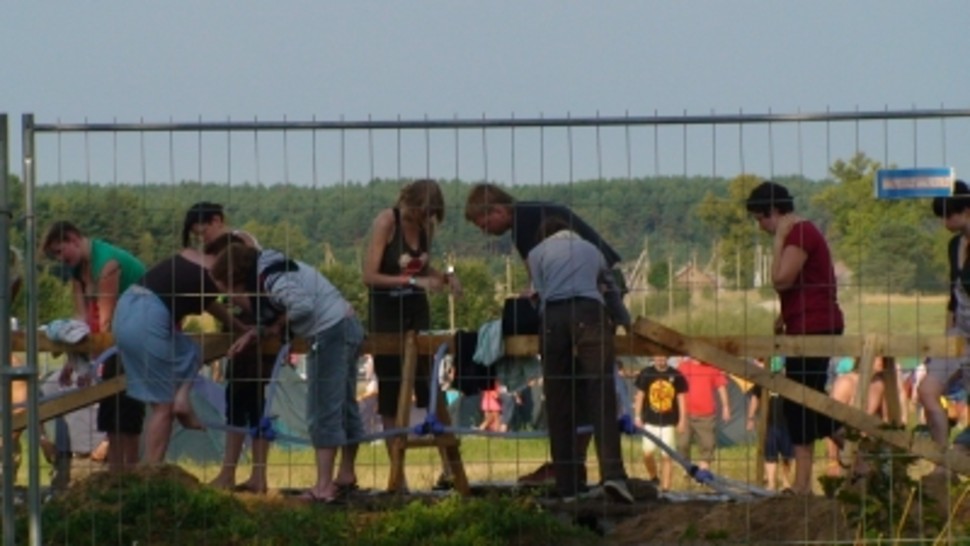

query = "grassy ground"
[17,433,868,498]
[656,288,948,338]
[173,436,835,495]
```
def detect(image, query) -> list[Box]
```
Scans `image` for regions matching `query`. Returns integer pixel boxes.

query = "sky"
[2,2,969,187]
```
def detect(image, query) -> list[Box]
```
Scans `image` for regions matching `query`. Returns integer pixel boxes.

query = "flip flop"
[297,490,344,505]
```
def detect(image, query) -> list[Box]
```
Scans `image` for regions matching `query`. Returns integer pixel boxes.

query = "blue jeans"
[306,316,365,448]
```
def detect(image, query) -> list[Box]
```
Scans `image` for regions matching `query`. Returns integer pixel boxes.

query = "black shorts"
[763,424,794,460]
[96,354,146,435]
[369,292,431,418]
[784,352,841,444]
[224,350,276,430]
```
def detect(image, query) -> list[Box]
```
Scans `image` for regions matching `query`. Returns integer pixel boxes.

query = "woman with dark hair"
[920,180,970,457]
[210,242,364,504]
[746,180,844,495]
[361,179,462,490]
[181,203,272,492]
[182,201,260,249]
[112,243,244,464]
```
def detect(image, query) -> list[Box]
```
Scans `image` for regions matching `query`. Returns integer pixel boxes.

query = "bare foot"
[234,481,268,494]
[90,439,109,463]
[209,477,234,490]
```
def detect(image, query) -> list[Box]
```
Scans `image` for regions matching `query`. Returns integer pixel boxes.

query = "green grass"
[653,287,949,338]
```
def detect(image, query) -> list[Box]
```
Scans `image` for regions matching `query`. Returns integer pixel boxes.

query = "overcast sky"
[2,2,968,186]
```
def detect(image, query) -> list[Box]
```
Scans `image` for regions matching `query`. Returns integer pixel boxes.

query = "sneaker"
[517,462,556,486]
[603,479,635,504]
[562,486,602,503]
[517,462,587,487]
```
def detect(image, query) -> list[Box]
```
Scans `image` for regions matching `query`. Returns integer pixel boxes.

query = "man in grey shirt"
[527,217,633,503]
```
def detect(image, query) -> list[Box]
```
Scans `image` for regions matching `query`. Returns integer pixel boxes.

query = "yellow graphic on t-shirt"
[648,380,676,413]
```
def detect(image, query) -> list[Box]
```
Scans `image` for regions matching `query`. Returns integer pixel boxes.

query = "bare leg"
[173,382,204,431]
[105,432,141,473]
[143,402,175,464]
[765,461,778,490]
[104,433,125,473]
[336,443,359,486]
[209,430,246,489]
[867,379,885,417]
[780,459,793,489]
[306,447,338,500]
[792,443,814,495]
[119,433,141,469]
[643,452,658,480]
[825,438,842,477]
[242,437,270,493]
[918,376,949,448]
[659,455,673,491]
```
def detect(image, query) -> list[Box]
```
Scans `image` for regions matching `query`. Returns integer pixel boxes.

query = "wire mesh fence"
[3,108,970,544]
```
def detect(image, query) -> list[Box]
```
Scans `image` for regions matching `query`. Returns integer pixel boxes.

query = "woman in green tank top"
[42,220,147,474]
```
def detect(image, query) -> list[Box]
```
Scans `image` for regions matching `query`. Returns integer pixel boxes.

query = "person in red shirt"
[674,357,730,473]
[747,181,844,495]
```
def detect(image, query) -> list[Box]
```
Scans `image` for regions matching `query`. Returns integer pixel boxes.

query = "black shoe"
[603,480,634,504]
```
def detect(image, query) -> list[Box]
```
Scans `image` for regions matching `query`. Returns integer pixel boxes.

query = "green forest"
[6,152,952,331]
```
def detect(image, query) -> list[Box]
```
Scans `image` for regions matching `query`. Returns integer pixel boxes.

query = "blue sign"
[875,167,954,199]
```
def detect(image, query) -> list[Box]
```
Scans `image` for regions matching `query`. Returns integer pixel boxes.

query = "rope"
[42,343,777,499]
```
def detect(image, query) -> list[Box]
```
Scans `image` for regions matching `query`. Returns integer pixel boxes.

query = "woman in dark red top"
[747,181,844,495]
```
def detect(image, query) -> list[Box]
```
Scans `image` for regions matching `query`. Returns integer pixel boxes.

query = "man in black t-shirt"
[464,183,621,269]
[633,356,688,491]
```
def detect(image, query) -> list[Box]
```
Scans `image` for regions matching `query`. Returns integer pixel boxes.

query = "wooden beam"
[631,318,970,475]
[387,331,418,493]
[881,358,904,427]
[11,330,965,360]
[11,376,126,433]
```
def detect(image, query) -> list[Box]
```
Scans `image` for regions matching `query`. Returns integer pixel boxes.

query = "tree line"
[5,152,952,329]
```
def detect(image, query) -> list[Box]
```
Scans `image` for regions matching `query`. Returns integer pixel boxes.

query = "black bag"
[452,331,494,396]
[501,297,541,336]
[610,266,629,297]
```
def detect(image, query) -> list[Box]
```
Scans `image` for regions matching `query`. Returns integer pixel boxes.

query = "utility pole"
[505,254,513,297]
[668,256,674,316]
[447,253,456,332]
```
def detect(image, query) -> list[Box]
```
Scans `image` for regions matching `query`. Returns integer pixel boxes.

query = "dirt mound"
[57,464,202,506]
[608,496,851,545]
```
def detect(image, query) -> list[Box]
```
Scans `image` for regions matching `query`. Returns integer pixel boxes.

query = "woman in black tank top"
[362,179,462,490]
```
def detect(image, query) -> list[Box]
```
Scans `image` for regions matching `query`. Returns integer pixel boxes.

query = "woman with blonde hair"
[362,179,462,490]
